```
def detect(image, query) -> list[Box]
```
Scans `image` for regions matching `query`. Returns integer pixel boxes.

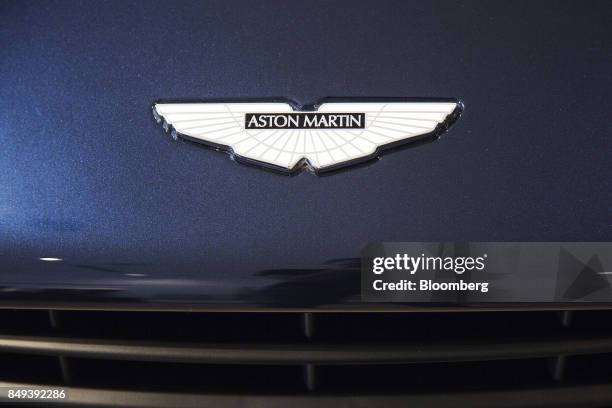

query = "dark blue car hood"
[1,0,610,309]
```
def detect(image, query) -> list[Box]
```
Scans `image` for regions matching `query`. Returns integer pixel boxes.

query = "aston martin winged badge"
[153,99,462,174]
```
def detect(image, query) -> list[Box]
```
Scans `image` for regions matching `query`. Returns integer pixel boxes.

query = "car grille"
[2,308,612,407]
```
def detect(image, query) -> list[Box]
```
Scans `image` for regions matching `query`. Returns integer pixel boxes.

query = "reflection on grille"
[2,309,612,406]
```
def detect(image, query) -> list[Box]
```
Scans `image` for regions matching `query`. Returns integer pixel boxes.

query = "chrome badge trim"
[152,98,463,174]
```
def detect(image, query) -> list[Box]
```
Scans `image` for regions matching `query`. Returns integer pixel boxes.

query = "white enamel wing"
[153,101,459,172]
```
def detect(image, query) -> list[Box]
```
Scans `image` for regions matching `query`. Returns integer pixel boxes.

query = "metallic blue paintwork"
[0,0,610,308]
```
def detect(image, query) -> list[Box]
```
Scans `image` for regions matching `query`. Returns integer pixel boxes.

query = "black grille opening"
[54,311,304,342]
[314,311,571,342]
[566,353,612,385]
[0,309,53,335]
[569,310,612,332]
[0,353,63,385]
[68,359,305,393]
[316,358,555,394]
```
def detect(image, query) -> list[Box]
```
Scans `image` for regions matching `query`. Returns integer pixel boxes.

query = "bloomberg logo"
[245,112,365,129]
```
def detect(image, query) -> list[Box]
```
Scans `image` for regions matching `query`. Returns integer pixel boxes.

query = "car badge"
[153,99,462,174]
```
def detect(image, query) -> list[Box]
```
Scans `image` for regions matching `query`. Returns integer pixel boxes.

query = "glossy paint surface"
[1,0,610,308]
